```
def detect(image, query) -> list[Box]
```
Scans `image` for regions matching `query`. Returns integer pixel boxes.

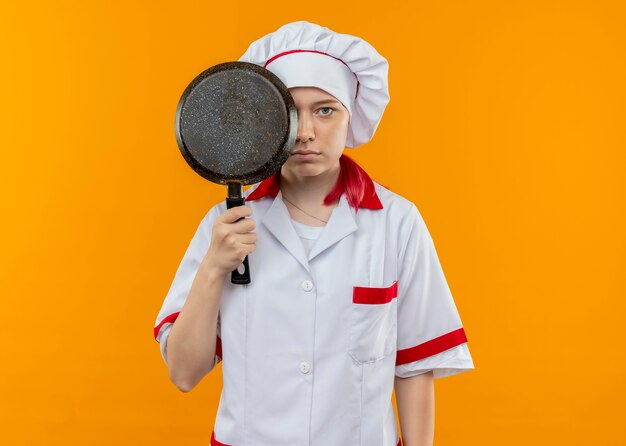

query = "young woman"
[154,21,474,446]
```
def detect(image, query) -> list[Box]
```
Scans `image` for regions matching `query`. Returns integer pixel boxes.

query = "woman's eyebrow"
[310,99,342,106]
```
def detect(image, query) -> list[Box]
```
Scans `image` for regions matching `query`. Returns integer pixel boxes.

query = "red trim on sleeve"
[353,280,398,304]
[210,431,230,446]
[396,327,468,365]
[153,312,180,340]
[155,312,222,361]
[398,437,403,446]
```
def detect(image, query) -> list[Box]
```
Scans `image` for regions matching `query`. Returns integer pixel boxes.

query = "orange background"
[1,1,625,445]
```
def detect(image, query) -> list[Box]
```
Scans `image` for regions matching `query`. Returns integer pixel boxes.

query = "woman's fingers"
[231,217,256,234]
[217,206,256,232]
[202,205,257,276]
[236,232,258,245]
[219,205,252,223]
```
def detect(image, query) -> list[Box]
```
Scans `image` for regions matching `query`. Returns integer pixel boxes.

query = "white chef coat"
[154,173,474,446]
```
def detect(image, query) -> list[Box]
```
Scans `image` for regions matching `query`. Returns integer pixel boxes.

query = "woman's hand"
[201,205,257,278]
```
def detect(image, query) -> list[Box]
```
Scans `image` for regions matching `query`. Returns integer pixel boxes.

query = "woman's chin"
[283,163,322,178]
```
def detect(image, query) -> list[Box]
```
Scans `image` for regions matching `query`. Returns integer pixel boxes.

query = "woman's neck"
[279,164,341,207]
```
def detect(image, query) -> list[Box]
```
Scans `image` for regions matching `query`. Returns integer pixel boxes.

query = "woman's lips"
[292,151,320,159]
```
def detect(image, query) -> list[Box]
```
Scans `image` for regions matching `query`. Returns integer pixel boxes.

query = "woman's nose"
[296,113,315,142]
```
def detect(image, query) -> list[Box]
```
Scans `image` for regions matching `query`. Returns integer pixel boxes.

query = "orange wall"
[1,1,624,445]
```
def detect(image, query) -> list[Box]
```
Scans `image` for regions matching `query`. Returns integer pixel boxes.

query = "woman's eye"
[319,107,334,116]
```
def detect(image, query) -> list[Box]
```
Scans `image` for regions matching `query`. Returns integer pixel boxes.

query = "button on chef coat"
[301,279,314,292]
[154,176,475,446]
[299,361,312,374]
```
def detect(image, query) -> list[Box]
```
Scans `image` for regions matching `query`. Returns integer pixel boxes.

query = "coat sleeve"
[153,204,223,368]
[395,204,475,379]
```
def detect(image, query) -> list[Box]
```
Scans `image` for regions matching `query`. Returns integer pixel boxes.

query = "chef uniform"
[154,21,474,446]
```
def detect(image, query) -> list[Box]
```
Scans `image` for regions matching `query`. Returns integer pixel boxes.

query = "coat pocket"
[349,280,398,364]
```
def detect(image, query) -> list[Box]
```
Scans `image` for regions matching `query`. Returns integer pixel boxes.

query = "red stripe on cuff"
[153,312,180,340]
[155,312,222,361]
[210,431,230,446]
[396,327,468,365]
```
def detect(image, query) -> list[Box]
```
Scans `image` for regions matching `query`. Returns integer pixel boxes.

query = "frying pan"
[174,61,298,284]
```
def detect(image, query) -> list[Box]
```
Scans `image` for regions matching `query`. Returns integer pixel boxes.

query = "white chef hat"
[238,20,390,148]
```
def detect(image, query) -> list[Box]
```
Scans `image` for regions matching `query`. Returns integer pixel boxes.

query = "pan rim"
[174,61,297,185]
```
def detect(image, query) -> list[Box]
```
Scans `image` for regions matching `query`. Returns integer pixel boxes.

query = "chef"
[154,20,474,446]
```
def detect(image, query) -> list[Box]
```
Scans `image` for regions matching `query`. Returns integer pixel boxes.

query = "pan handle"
[226,183,251,285]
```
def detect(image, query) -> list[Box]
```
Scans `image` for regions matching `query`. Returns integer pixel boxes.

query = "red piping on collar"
[246,155,383,210]
[246,171,281,201]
